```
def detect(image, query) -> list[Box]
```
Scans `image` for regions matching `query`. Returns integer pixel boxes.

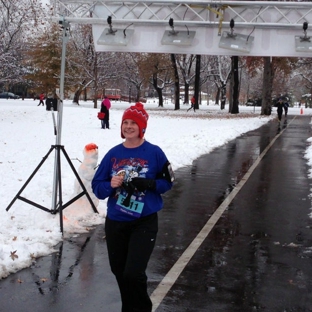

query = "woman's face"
[122,119,140,139]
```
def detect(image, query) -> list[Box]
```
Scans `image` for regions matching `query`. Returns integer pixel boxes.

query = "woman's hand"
[111,175,124,188]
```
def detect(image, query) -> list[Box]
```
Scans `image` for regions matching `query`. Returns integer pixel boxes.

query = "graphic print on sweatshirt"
[112,157,149,217]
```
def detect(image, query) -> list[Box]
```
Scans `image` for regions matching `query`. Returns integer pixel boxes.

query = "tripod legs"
[6,146,55,213]
[6,145,99,233]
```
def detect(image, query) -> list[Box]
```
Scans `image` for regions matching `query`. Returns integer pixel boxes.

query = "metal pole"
[51,18,70,212]
[57,19,69,145]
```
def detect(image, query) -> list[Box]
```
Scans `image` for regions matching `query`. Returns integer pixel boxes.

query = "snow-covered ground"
[0,98,311,279]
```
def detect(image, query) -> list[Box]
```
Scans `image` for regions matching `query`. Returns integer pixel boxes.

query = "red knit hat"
[121,102,149,139]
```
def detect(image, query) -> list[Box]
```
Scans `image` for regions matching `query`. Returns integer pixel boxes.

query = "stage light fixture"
[295,21,312,52]
[161,17,196,46]
[218,19,254,53]
[107,16,117,35]
[168,18,178,36]
[97,16,134,46]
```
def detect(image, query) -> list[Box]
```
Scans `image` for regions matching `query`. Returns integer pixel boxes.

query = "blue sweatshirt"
[92,141,173,221]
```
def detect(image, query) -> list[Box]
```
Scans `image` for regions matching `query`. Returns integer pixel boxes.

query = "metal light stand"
[6,18,98,233]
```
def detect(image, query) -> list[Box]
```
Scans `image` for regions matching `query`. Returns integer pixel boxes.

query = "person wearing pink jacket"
[101,96,111,129]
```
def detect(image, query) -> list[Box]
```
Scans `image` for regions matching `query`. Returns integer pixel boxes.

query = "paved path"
[1,115,312,312]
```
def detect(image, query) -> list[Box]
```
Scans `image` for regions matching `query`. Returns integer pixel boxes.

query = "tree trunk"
[261,57,273,116]
[229,71,233,112]
[153,74,163,107]
[220,83,226,110]
[73,90,81,105]
[215,87,220,105]
[194,55,201,109]
[93,53,98,109]
[230,56,239,114]
[73,79,86,105]
[171,54,180,110]
[136,87,141,102]
[157,88,163,107]
[184,83,189,104]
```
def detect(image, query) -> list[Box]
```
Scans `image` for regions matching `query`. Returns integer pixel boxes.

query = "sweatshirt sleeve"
[91,154,115,200]
[154,146,173,194]
[155,178,173,195]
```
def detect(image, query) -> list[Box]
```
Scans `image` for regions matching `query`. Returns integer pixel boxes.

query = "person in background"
[277,98,284,123]
[187,95,196,112]
[38,93,44,106]
[92,102,174,312]
[45,93,58,111]
[283,100,289,117]
[101,96,111,129]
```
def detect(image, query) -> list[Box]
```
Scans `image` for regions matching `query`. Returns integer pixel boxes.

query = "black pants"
[105,213,158,312]
[101,118,109,129]
[187,104,195,112]
[101,110,109,129]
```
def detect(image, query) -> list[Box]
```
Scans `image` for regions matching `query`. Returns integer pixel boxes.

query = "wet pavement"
[1,115,312,312]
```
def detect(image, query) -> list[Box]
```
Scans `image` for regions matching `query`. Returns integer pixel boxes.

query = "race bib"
[115,192,145,218]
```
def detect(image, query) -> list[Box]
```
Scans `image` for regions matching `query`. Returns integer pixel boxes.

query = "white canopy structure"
[53,0,312,57]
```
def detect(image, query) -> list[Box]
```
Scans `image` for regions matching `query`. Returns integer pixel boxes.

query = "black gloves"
[131,178,156,192]
[120,178,155,207]
[121,182,136,207]
[122,181,135,194]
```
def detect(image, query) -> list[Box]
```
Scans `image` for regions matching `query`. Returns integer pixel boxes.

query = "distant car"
[0,92,20,99]
[245,98,262,106]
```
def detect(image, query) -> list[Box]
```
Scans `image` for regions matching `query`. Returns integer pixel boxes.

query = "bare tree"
[170,54,180,110]
[229,56,239,114]
[261,57,273,115]
[175,54,196,104]
[138,53,174,107]
[69,24,119,106]
[118,53,147,103]
[206,56,231,109]
[193,55,201,110]
[0,0,46,93]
